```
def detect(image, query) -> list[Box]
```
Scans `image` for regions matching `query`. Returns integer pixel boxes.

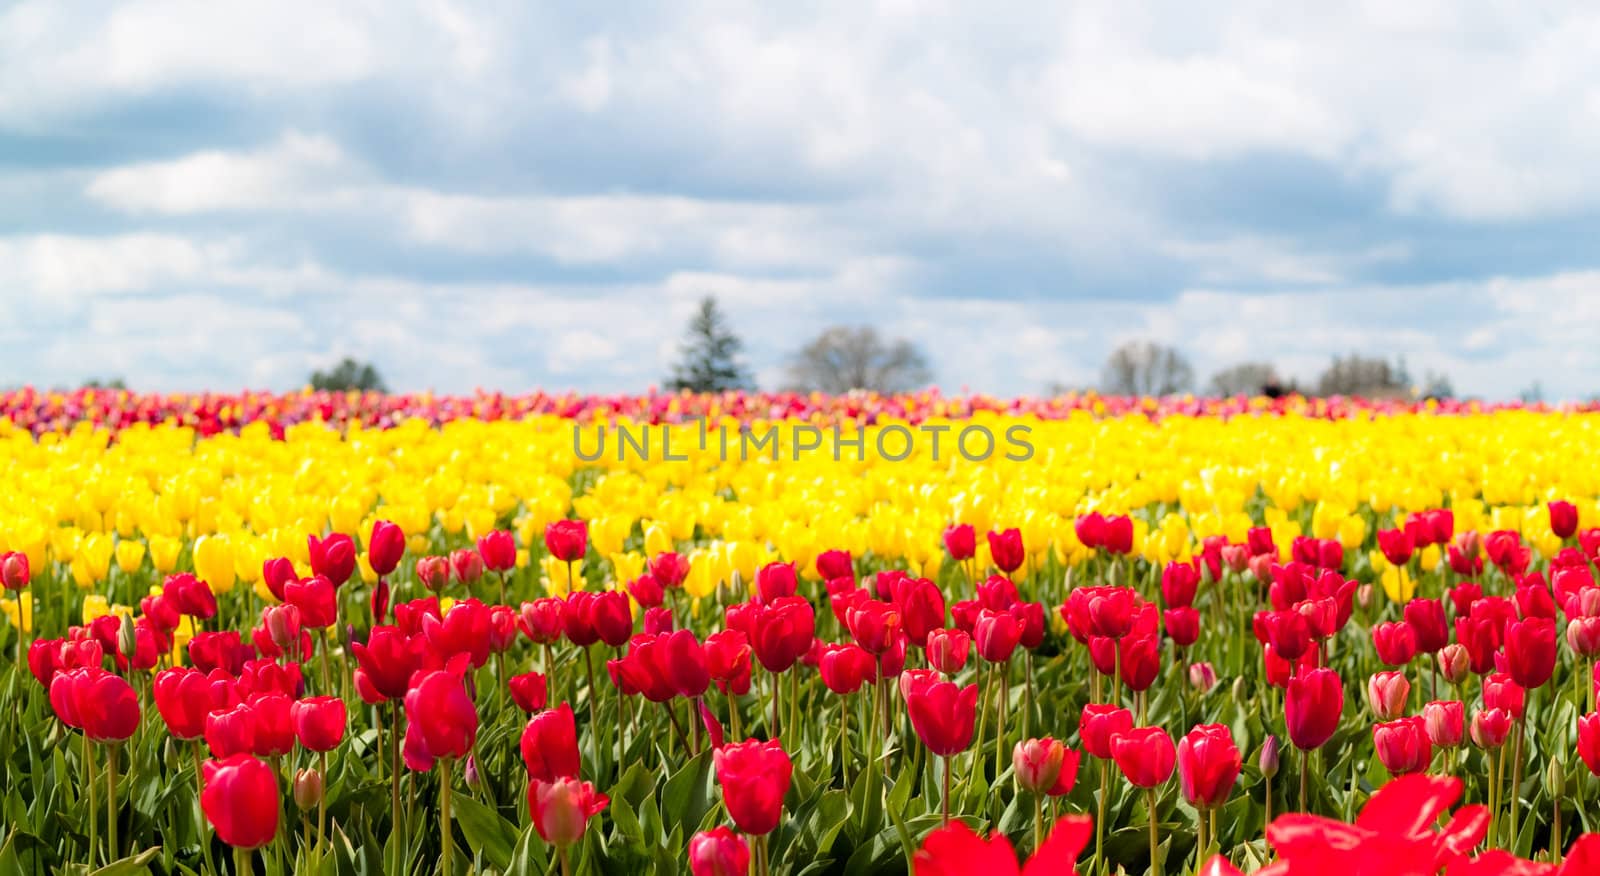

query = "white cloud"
[86,132,353,214]
[0,233,240,299]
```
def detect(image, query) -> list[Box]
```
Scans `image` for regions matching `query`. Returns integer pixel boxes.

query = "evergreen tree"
[667,297,751,392]
[310,358,387,392]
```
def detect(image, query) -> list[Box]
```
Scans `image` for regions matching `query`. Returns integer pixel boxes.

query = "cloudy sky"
[4,1,1600,399]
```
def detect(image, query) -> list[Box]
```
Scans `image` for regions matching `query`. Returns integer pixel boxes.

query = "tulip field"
[8,388,1600,875]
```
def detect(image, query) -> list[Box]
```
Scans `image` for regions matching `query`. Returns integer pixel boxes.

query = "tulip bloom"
[754,562,798,605]
[404,668,478,767]
[202,754,281,849]
[987,528,1024,574]
[1177,724,1241,811]
[902,671,979,757]
[1504,617,1557,690]
[307,533,356,587]
[50,667,140,743]
[1579,713,1600,777]
[1377,528,1415,566]
[974,609,1021,663]
[943,524,976,561]
[509,672,549,713]
[1013,737,1069,794]
[368,520,406,577]
[689,826,750,876]
[1551,501,1580,539]
[1423,700,1464,750]
[451,548,484,584]
[819,644,874,695]
[521,703,580,782]
[913,816,1093,876]
[1112,726,1175,788]
[1367,671,1409,721]
[351,626,422,703]
[529,777,608,847]
[714,739,792,836]
[925,628,970,674]
[285,575,338,629]
[155,666,238,741]
[545,519,588,563]
[477,530,517,572]
[1373,716,1432,777]
[1371,621,1417,667]
[1079,704,1134,760]
[1470,708,1513,750]
[816,549,854,582]
[1286,669,1343,753]
[846,600,903,654]
[291,696,346,752]
[416,556,451,592]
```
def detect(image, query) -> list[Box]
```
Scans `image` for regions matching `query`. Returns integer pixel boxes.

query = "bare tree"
[1208,362,1280,397]
[785,326,932,393]
[1101,340,1194,396]
[1314,354,1407,398]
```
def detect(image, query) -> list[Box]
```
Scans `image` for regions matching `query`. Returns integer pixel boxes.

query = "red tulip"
[689,826,750,876]
[50,667,140,742]
[1403,599,1449,654]
[902,670,979,757]
[894,578,947,647]
[1481,673,1524,720]
[367,520,406,577]
[1112,726,1176,788]
[450,548,483,584]
[912,816,1092,876]
[416,556,451,592]
[846,599,902,654]
[974,609,1021,663]
[202,754,281,849]
[1084,587,1136,639]
[308,533,356,587]
[1367,671,1409,721]
[141,592,181,633]
[819,643,875,695]
[1262,773,1486,874]
[816,549,853,582]
[477,530,517,572]
[155,666,238,740]
[750,597,814,673]
[977,576,1020,610]
[1286,668,1343,751]
[1579,713,1600,777]
[422,598,492,668]
[403,667,477,766]
[165,573,218,620]
[1568,616,1600,657]
[509,672,549,713]
[544,520,588,563]
[1504,617,1556,689]
[291,696,346,752]
[285,575,338,629]
[237,658,302,699]
[247,693,295,758]
[1371,621,1417,667]
[1550,501,1580,539]
[1423,700,1464,749]
[714,738,792,835]
[1177,724,1241,810]
[1103,516,1134,555]
[529,777,608,847]
[1012,737,1068,794]
[1437,643,1471,685]
[521,702,580,782]
[393,597,442,637]
[205,703,257,757]
[1377,528,1415,567]
[1160,562,1199,607]
[628,574,664,609]
[351,626,422,703]
[588,590,634,647]
[1079,704,1134,760]
[1470,708,1512,749]
[1164,607,1200,648]
[518,598,565,644]
[1373,716,1432,777]
[755,562,798,605]
[925,628,970,674]
[0,551,29,590]
[650,552,691,590]
[262,557,297,601]
[943,524,976,561]
[987,528,1024,573]
[705,629,753,695]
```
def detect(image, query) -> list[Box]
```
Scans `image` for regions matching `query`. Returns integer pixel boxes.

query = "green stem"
[192,740,216,876]
[1095,759,1107,872]
[317,750,328,855]
[1299,747,1309,813]
[943,755,952,825]
[390,701,402,836]
[439,758,454,876]
[236,846,254,876]
[106,744,118,861]
[84,734,97,867]
[1147,787,1159,875]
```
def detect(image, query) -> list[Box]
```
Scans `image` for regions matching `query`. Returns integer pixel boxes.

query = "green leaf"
[451,793,519,872]
[88,846,162,875]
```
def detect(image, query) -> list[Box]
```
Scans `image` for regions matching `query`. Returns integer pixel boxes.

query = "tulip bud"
[117,614,138,659]
[465,754,481,790]
[1357,583,1374,609]
[1012,738,1066,794]
[1258,736,1280,779]
[1249,555,1275,583]
[1231,675,1248,703]
[1437,643,1470,685]
[1189,662,1217,693]
[293,768,325,810]
[1548,755,1566,797]
[264,604,300,651]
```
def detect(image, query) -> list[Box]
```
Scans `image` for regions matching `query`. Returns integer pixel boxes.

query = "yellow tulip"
[115,539,147,574]
[1,592,33,633]
[192,534,236,593]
